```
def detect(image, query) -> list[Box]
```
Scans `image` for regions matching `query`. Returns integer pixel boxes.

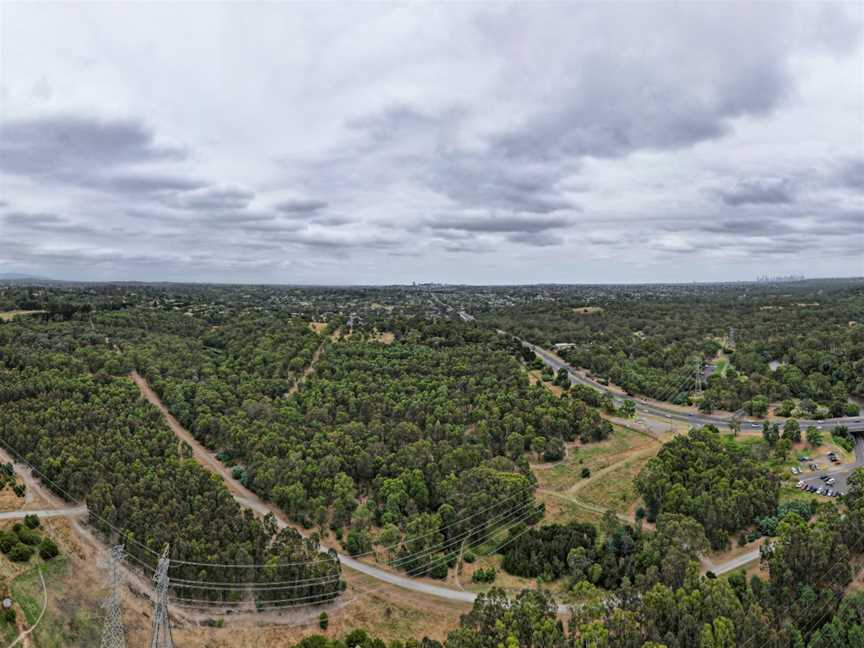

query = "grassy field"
[9,557,102,648]
[535,425,659,494]
[578,452,657,514]
[535,490,606,525]
[0,310,44,321]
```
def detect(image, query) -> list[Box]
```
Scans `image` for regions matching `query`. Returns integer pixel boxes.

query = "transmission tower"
[100,544,127,648]
[694,361,703,395]
[149,545,174,648]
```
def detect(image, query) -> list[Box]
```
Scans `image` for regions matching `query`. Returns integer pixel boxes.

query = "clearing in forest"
[0,311,44,321]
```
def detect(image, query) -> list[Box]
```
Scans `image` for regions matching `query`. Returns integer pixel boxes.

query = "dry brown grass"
[572,306,604,315]
[309,321,328,334]
[0,310,44,321]
[372,331,395,344]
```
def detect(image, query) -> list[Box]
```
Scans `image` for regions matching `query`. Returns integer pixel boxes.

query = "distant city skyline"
[1,2,862,284]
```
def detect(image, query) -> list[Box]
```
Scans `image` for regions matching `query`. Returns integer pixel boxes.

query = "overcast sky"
[1,2,862,284]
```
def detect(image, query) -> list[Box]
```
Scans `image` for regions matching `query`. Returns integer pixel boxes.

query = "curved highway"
[524,342,864,434]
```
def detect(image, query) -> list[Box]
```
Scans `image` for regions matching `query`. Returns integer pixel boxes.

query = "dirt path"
[129,371,495,611]
[538,489,631,524]
[285,338,327,397]
[7,570,46,648]
[129,372,300,527]
[565,444,659,496]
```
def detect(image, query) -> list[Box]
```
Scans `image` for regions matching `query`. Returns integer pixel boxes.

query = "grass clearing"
[579,452,657,514]
[535,425,658,493]
[572,306,604,315]
[535,490,605,526]
[309,321,328,334]
[0,310,44,321]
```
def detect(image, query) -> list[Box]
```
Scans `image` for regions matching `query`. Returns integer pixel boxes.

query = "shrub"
[39,538,59,561]
[0,531,16,554]
[24,514,40,529]
[9,543,33,562]
[462,550,476,564]
[777,500,813,521]
[471,567,497,583]
[833,434,854,453]
[581,467,591,479]
[2,608,15,625]
[15,526,40,546]
[428,558,448,580]
[318,611,329,630]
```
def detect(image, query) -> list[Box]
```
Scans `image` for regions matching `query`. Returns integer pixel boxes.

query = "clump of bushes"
[471,567,497,583]
[428,558,448,580]
[0,518,61,564]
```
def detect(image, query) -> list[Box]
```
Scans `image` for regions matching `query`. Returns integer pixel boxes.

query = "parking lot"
[796,435,864,497]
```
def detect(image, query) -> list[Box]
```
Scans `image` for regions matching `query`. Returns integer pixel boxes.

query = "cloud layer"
[0,2,861,283]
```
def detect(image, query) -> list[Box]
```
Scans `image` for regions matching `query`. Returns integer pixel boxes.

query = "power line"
[170,504,543,612]
[153,498,537,598]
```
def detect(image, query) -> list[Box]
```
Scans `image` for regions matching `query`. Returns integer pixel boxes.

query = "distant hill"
[0,272,50,281]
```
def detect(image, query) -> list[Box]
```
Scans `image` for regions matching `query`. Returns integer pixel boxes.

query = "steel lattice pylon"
[149,545,174,648]
[100,544,127,648]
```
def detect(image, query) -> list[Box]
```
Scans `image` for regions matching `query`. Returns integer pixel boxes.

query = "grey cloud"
[0,114,184,178]
[275,199,328,215]
[506,231,563,247]
[836,159,864,191]
[694,217,796,236]
[272,229,401,251]
[3,211,101,236]
[429,152,577,214]
[717,178,795,206]
[443,242,494,254]
[166,186,254,211]
[312,215,353,227]
[99,173,206,195]
[426,213,572,233]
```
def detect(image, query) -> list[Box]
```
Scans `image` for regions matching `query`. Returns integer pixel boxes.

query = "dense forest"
[128,316,610,573]
[635,427,780,549]
[3,281,864,645]
[0,318,343,605]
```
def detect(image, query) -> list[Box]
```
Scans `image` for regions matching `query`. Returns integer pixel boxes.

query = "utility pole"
[728,327,735,349]
[149,545,174,648]
[100,545,127,648]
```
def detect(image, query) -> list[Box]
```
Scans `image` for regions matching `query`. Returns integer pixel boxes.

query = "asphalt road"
[525,342,864,434]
